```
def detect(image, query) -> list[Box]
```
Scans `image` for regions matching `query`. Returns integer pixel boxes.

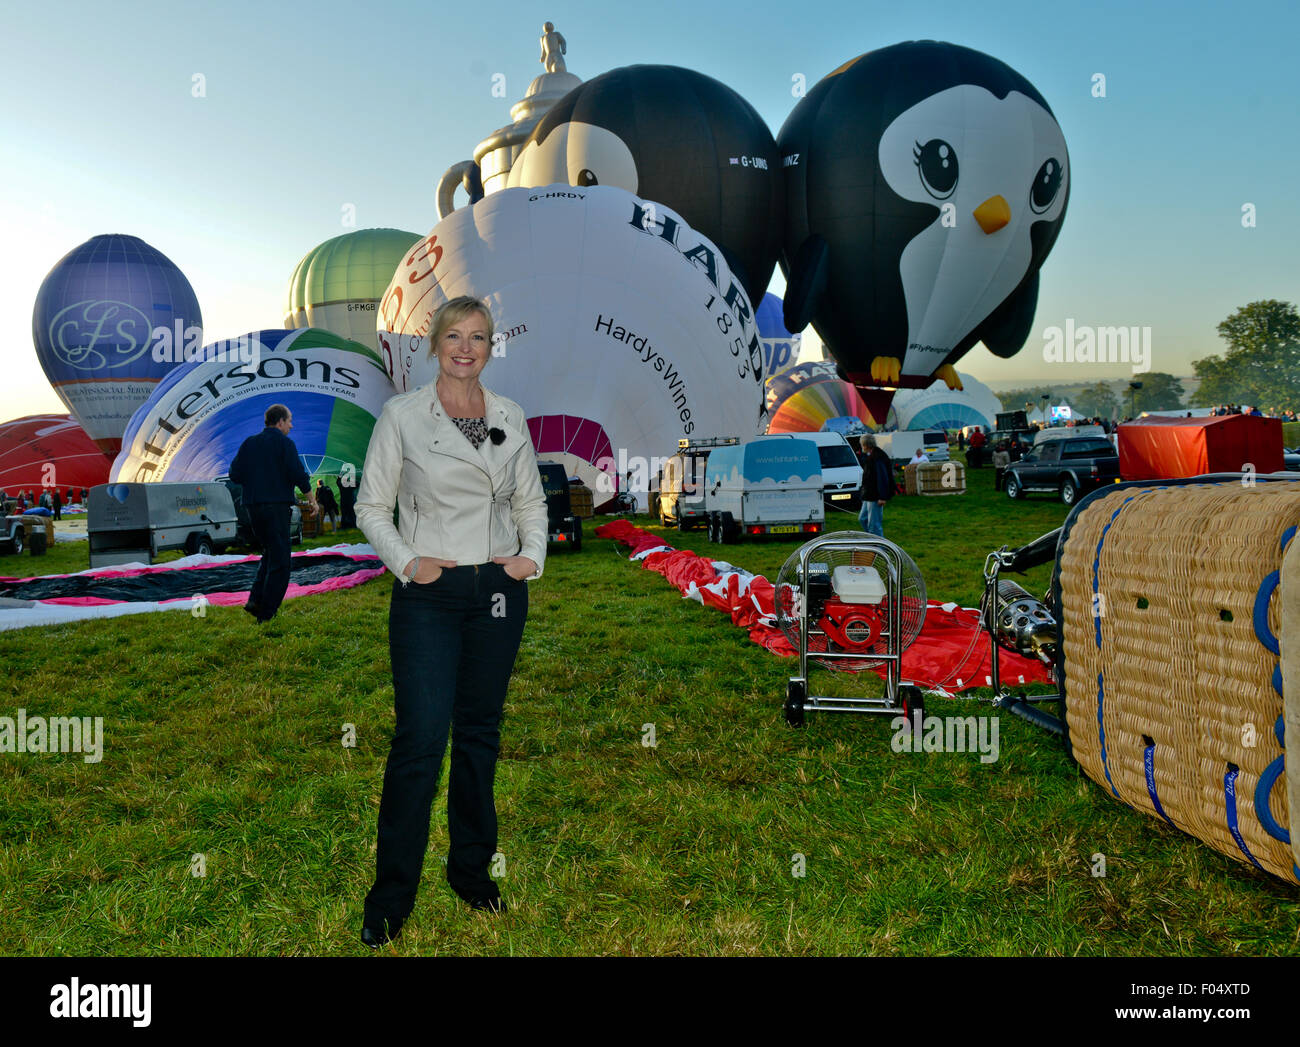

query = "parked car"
[217,477,304,550]
[651,436,736,530]
[1003,436,1121,506]
[1284,448,1300,471]
[0,516,25,555]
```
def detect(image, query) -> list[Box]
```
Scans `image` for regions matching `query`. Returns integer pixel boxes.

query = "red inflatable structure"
[1118,414,1283,481]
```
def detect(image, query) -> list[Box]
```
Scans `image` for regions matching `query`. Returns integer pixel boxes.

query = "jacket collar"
[421,380,527,482]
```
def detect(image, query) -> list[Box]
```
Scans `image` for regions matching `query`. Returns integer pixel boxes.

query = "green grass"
[1,458,1296,956]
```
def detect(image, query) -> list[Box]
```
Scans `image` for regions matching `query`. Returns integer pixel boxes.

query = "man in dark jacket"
[855,434,895,537]
[229,404,314,623]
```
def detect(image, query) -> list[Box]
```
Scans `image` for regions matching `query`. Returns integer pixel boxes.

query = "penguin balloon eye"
[1030,157,1064,213]
[576,168,599,186]
[913,139,958,200]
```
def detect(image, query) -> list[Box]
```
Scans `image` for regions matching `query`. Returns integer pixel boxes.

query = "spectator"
[80,487,88,503]
[339,473,358,530]
[967,426,987,468]
[315,479,340,533]
[909,447,930,465]
[856,434,894,537]
[51,488,62,521]
[229,404,315,623]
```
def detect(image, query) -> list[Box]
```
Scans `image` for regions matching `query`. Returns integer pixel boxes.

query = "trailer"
[702,436,824,543]
[88,482,240,567]
[874,429,950,465]
[538,462,583,551]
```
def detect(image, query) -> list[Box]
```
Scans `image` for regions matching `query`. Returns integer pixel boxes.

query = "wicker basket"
[568,483,594,520]
[1058,481,1300,883]
[904,460,966,496]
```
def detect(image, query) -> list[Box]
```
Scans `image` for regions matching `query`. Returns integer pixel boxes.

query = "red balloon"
[0,414,112,493]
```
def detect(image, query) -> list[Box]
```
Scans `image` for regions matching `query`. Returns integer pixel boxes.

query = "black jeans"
[247,503,293,618]
[365,562,528,925]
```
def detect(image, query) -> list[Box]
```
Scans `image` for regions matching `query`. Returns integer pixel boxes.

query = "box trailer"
[88,482,240,568]
[702,436,824,543]
[874,429,950,465]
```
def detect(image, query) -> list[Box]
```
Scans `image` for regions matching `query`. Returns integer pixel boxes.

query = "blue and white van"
[702,436,824,543]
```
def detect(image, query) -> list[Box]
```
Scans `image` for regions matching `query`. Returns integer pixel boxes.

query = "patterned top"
[451,416,489,449]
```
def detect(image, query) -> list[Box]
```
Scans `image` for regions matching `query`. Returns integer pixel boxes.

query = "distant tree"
[1191,300,1300,409]
[1129,372,1184,413]
[997,386,1056,413]
[1073,381,1120,419]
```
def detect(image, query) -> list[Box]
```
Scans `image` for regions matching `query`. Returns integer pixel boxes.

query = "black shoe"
[242,601,262,620]
[450,883,506,913]
[361,915,404,949]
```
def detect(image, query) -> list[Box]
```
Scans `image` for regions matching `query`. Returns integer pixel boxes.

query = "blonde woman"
[355,296,548,947]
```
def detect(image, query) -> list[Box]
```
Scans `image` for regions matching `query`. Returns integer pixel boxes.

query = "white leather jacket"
[356,381,549,584]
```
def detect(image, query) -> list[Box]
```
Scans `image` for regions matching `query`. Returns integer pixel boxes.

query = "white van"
[772,431,863,503]
[702,437,824,543]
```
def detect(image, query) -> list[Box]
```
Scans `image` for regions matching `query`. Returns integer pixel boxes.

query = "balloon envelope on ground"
[32,234,203,456]
[110,329,394,484]
[377,184,767,504]
[284,229,421,350]
[0,414,111,493]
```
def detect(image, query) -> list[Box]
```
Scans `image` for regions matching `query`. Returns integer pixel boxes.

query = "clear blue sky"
[2,0,1297,421]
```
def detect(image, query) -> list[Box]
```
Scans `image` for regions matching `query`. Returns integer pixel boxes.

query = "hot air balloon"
[779,41,1069,422]
[505,65,783,307]
[891,371,1002,432]
[110,329,394,485]
[377,184,767,504]
[32,234,203,457]
[756,293,801,381]
[765,361,896,433]
[284,229,421,350]
[0,414,111,493]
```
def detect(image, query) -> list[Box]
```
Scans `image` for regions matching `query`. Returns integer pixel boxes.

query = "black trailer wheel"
[784,679,806,727]
[707,513,720,543]
[721,512,738,544]
[900,685,924,728]
[676,514,688,532]
[188,534,214,557]
[571,528,582,552]
[10,528,24,555]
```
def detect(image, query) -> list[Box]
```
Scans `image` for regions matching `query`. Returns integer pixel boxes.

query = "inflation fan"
[774,532,928,726]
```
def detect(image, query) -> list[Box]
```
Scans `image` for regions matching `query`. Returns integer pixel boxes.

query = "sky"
[2,0,1297,424]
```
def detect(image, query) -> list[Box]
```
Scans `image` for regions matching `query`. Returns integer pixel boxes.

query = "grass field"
[1,457,1297,956]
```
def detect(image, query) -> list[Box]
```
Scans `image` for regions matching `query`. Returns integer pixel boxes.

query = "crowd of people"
[0,487,88,518]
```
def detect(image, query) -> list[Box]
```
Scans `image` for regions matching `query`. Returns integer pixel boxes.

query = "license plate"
[769,525,798,533]
[830,493,851,501]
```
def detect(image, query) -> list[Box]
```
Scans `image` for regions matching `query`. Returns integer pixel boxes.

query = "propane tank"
[988,579,1058,663]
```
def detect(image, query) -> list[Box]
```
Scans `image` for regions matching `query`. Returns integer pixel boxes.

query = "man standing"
[315,478,339,533]
[51,488,62,521]
[967,426,987,467]
[229,404,314,623]
[338,471,358,530]
[856,434,894,537]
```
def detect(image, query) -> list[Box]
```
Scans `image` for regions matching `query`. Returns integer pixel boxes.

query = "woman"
[355,295,548,948]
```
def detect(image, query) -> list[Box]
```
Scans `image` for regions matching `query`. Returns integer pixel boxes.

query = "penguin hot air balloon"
[779,41,1069,421]
[506,65,783,307]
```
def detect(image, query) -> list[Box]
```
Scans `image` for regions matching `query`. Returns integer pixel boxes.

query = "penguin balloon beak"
[973,195,1011,234]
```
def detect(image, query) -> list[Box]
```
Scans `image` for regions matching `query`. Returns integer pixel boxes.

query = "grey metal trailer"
[88,483,240,568]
